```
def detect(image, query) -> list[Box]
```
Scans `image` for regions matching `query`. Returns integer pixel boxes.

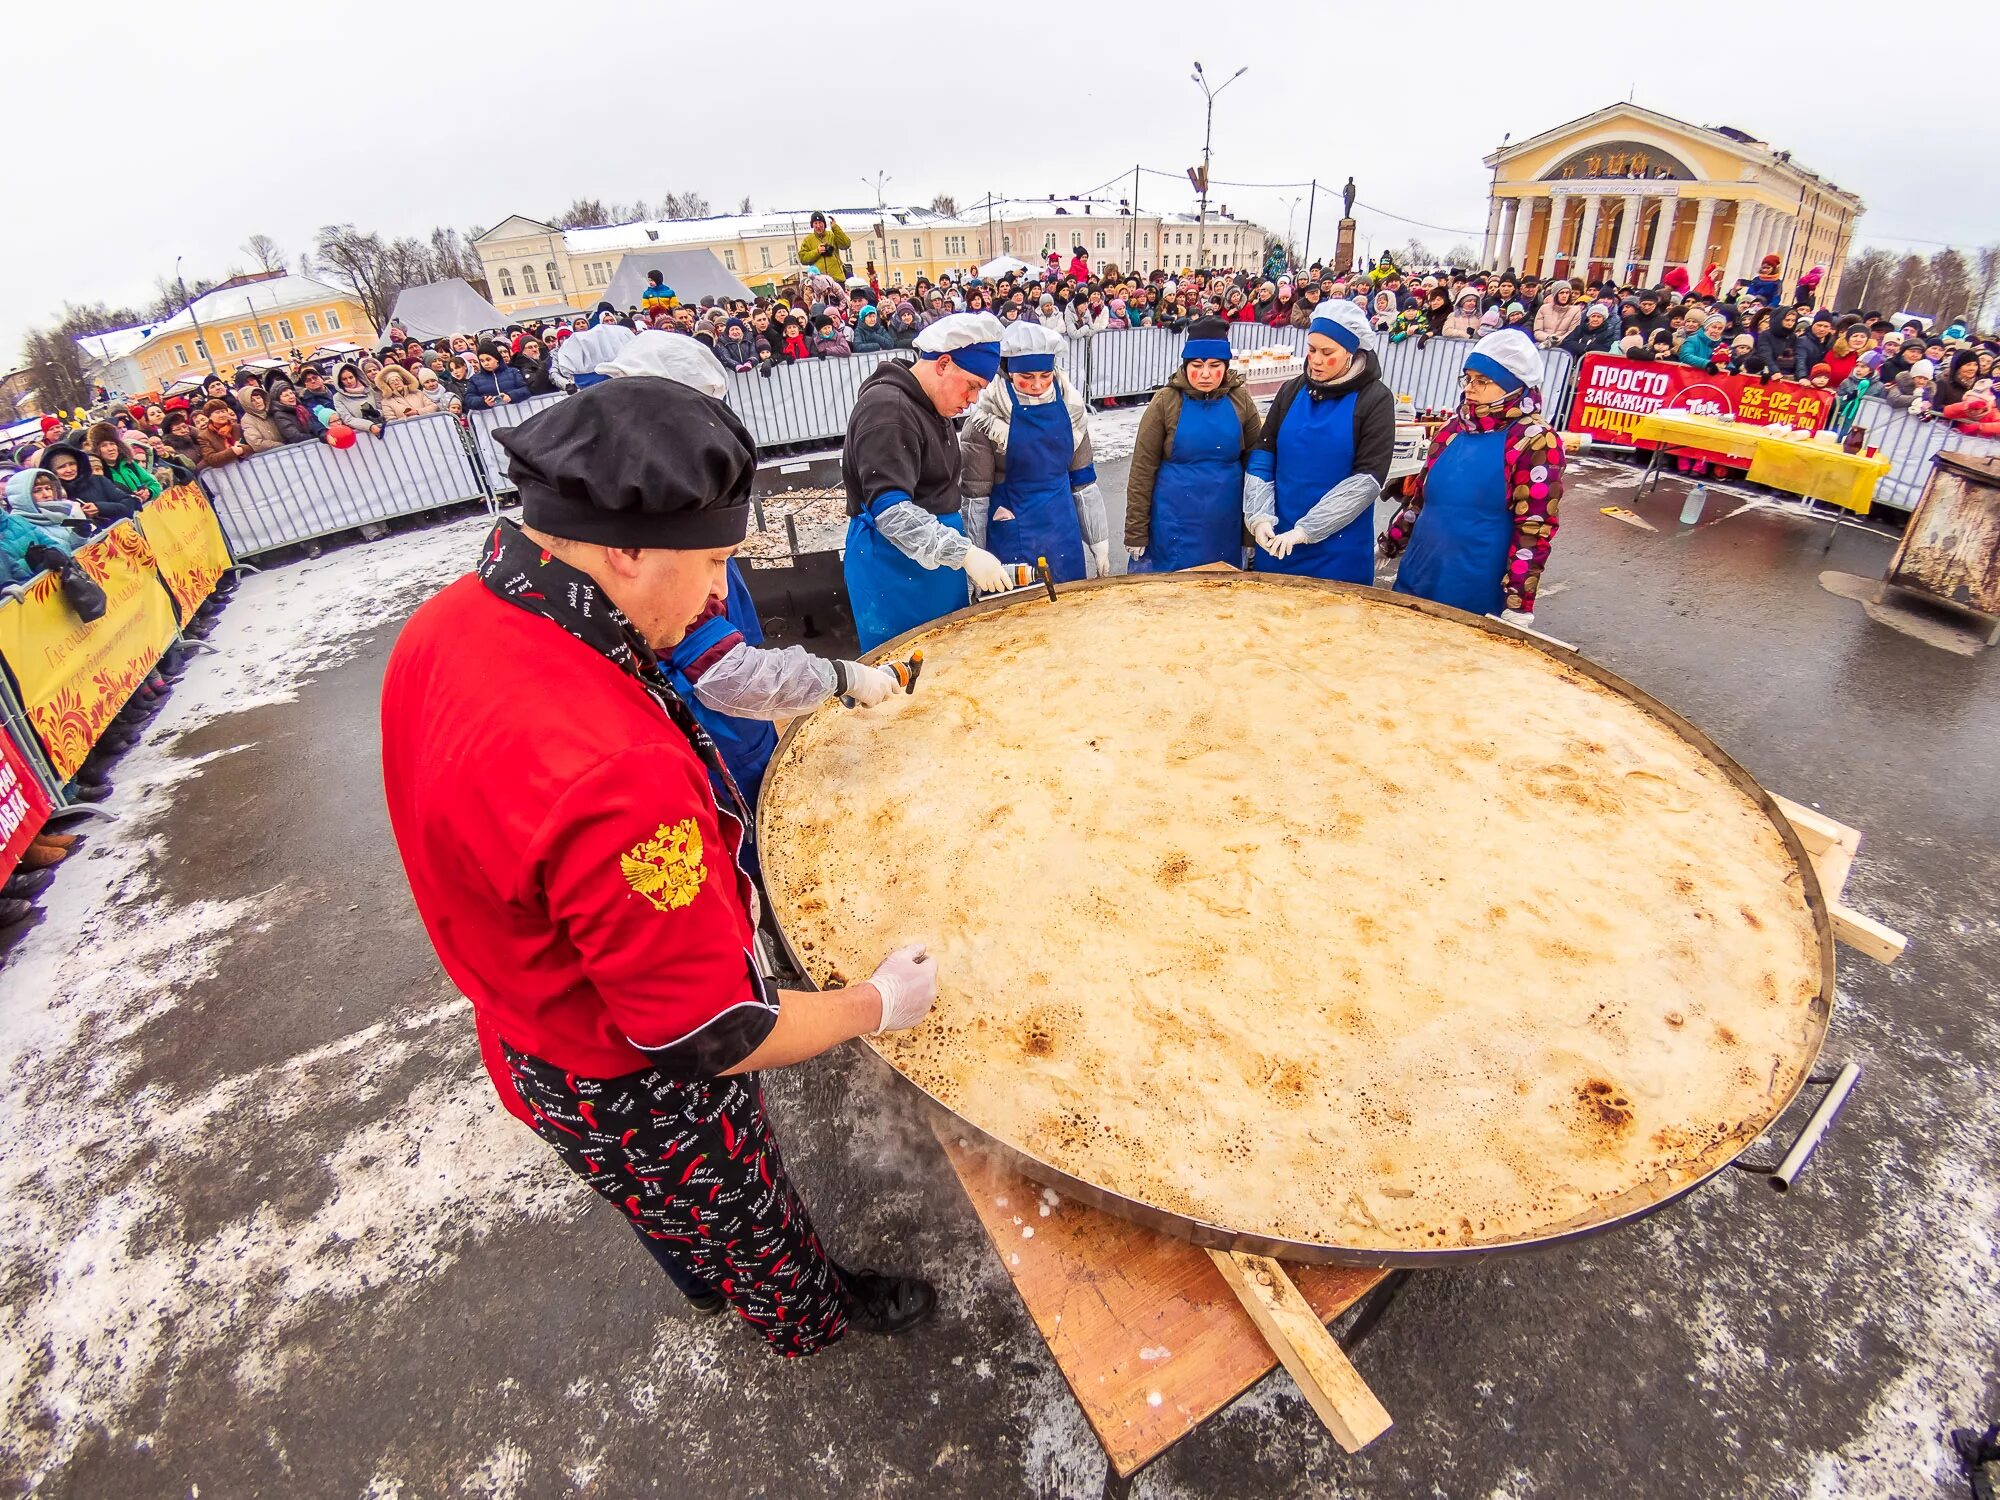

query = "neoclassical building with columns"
[1480,103,1863,306]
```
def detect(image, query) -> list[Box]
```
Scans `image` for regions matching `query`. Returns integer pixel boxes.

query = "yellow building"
[79,272,379,397]
[474,200,1272,313]
[1481,104,1863,304]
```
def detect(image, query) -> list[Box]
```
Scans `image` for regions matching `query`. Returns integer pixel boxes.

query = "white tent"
[387,279,508,341]
[977,254,1034,280]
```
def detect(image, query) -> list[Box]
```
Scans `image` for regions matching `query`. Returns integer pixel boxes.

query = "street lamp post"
[1279,195,1303,271]
[862,171,892,286]
[177,254,219,377]
[1190,61,1246,271]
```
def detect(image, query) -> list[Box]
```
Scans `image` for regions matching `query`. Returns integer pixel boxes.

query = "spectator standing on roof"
[798,212,851,279]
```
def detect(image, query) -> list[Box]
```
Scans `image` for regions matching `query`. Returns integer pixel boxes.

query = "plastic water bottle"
[1679,482,1709,526]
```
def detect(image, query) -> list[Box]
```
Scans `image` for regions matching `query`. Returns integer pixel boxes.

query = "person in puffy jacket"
[1753,308,1800,376]
[464,345,531,412]
[238,386,287,453]
[0,483,77,587]
[1442,288,1484,339]
[40,443,141,524]
[86,423,165,499]
[850,305,897,353]
[1560,302,1618,357]
[1532,283,1582,348]
[271,383,328,443]
[376,365,439,420]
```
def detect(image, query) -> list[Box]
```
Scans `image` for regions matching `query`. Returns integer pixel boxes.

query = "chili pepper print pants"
[504,1044,852,1358]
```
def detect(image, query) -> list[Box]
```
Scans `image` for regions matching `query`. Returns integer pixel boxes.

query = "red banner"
[0,726,53,885]
[1572,356,1835,464]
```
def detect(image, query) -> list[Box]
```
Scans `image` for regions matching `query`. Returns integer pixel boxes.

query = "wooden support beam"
[1208,1249,1393,1454]
[1770,794,1905,965]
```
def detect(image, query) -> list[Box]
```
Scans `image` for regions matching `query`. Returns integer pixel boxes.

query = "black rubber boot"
[840,1268,937,1336]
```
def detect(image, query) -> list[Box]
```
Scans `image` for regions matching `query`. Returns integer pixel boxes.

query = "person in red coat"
[381,378,940,1355]
[1067,245,1090,282]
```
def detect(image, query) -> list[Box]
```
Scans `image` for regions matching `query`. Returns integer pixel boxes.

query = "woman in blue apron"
[959,322,1109,583]
[1388,328,1565,624]
[1243,299,1397,583]
[841,313,1018,651]
[1124,317,1261,572]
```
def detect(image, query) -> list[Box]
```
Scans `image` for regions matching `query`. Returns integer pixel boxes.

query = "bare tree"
[1443,241,1479,269]
[1926,248,1973,324]
[313,224,401,328]
[1975,244,2000,333]
[737,195,754,215]
[243,234,285,272]
[930,193,958,217]
[659,191,710,221]
[429,226,475,283]
[22,300,151,409]
[149,271,218,323]
[1398,238,1434,267]
[1840,246,1899,312]
[553,198,610,229]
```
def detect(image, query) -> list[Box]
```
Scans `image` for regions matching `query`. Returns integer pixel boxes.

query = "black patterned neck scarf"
[476,520,755,846]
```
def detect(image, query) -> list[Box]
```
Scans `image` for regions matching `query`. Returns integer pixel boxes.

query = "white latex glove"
[1500,608,1536,628]
[1265,526,1308,560]
[963,545,1013,596]
[839,661,898,707]
[1250,517,1278,552]
[1089,540,1111,578]
[1127,544,1145,560]
[867,943,938,1033]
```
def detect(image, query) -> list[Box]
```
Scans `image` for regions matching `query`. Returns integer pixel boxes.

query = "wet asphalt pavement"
[1,451,1995,1500]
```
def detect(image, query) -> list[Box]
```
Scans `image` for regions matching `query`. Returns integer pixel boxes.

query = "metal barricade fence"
[0,668,66,808]
[465,393,568,495]
[723,352,901,449]
[199,412,486,557]
[1849,397,2000,510]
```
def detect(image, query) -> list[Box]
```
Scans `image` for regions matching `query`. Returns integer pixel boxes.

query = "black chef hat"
[493,378,756,550]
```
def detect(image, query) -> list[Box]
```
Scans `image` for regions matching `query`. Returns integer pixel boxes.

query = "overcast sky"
[12,0,1993,365]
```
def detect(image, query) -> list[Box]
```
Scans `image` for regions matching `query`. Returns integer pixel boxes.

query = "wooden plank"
[1771,793,1903,964]
[1829,904,1908,965]
[1208,1250,1394,1453]
[936,1126,1385,1477]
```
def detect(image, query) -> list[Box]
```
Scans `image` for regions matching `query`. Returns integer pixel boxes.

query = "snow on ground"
[1087,403,1148,464]
[0,510,563,1488]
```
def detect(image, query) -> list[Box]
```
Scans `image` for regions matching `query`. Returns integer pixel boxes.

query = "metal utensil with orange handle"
[842,648,925,708]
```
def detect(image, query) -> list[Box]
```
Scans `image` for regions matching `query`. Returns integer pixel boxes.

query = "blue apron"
[666,613,779,813]
[1393,426,1512,617]
[723,559,764,646]
[844,497,969,653]
[571,371,610,390]
[1257,390,1374,583]
[1149,392,1244,572]
[985,385,1086,583]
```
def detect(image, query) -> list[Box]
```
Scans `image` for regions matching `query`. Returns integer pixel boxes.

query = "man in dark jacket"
[1561,302,1618,358]
[465,343,532,409]
[1792,311,1836,379]
[40,443,141,525]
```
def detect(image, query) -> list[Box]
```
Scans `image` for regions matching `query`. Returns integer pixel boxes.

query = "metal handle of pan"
[1729,1060,1861,1192]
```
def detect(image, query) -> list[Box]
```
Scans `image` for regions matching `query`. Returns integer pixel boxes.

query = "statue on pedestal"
[1342,177,1356,218]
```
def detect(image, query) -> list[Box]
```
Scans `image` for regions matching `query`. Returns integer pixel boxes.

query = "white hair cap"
[597,330,729,398]
[1466,328,1543,393]
[999,321,1064,359]
[913,312,1006,355]
[1307,297,1377,355]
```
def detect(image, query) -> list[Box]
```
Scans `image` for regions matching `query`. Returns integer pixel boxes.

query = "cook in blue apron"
[1244,299,1397,584]
[1391,329,1564,624]
[665,600,903,816]
[959,321,1109,584]
[1126,316,1257,573]
[841,313,1020,652]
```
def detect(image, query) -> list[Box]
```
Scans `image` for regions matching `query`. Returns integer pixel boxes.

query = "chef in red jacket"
[381,376,939,1356]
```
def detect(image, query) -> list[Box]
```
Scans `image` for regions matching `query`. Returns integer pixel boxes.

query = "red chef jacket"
[381,574,777,1113]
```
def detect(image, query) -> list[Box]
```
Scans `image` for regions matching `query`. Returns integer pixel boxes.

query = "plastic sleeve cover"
[1292,473,1381,543]
[691,642,838,718]
[1242,471,1277,525]
[875,498,971,570]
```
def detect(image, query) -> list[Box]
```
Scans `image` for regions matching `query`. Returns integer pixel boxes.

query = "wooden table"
[935,1124,1402,1492]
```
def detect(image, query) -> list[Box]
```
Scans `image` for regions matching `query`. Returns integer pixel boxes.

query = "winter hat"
[1662,265,1691,296]
[1000,320,1063,372]
[1810,363,1832,380]
[596,330,730,398]
[493,377,754,550]
[1455,289,1480,310]
[1760,255,1780,274]
[1465,329,1541,395]
[914,312,1005,381]
[1308,298,1374,354]
[1505,301,1527,317]
[1912,359,1936,378]
[1181,316,1232,363]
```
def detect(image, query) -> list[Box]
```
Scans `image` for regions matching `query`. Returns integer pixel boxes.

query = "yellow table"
[1633,409,1891,515]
